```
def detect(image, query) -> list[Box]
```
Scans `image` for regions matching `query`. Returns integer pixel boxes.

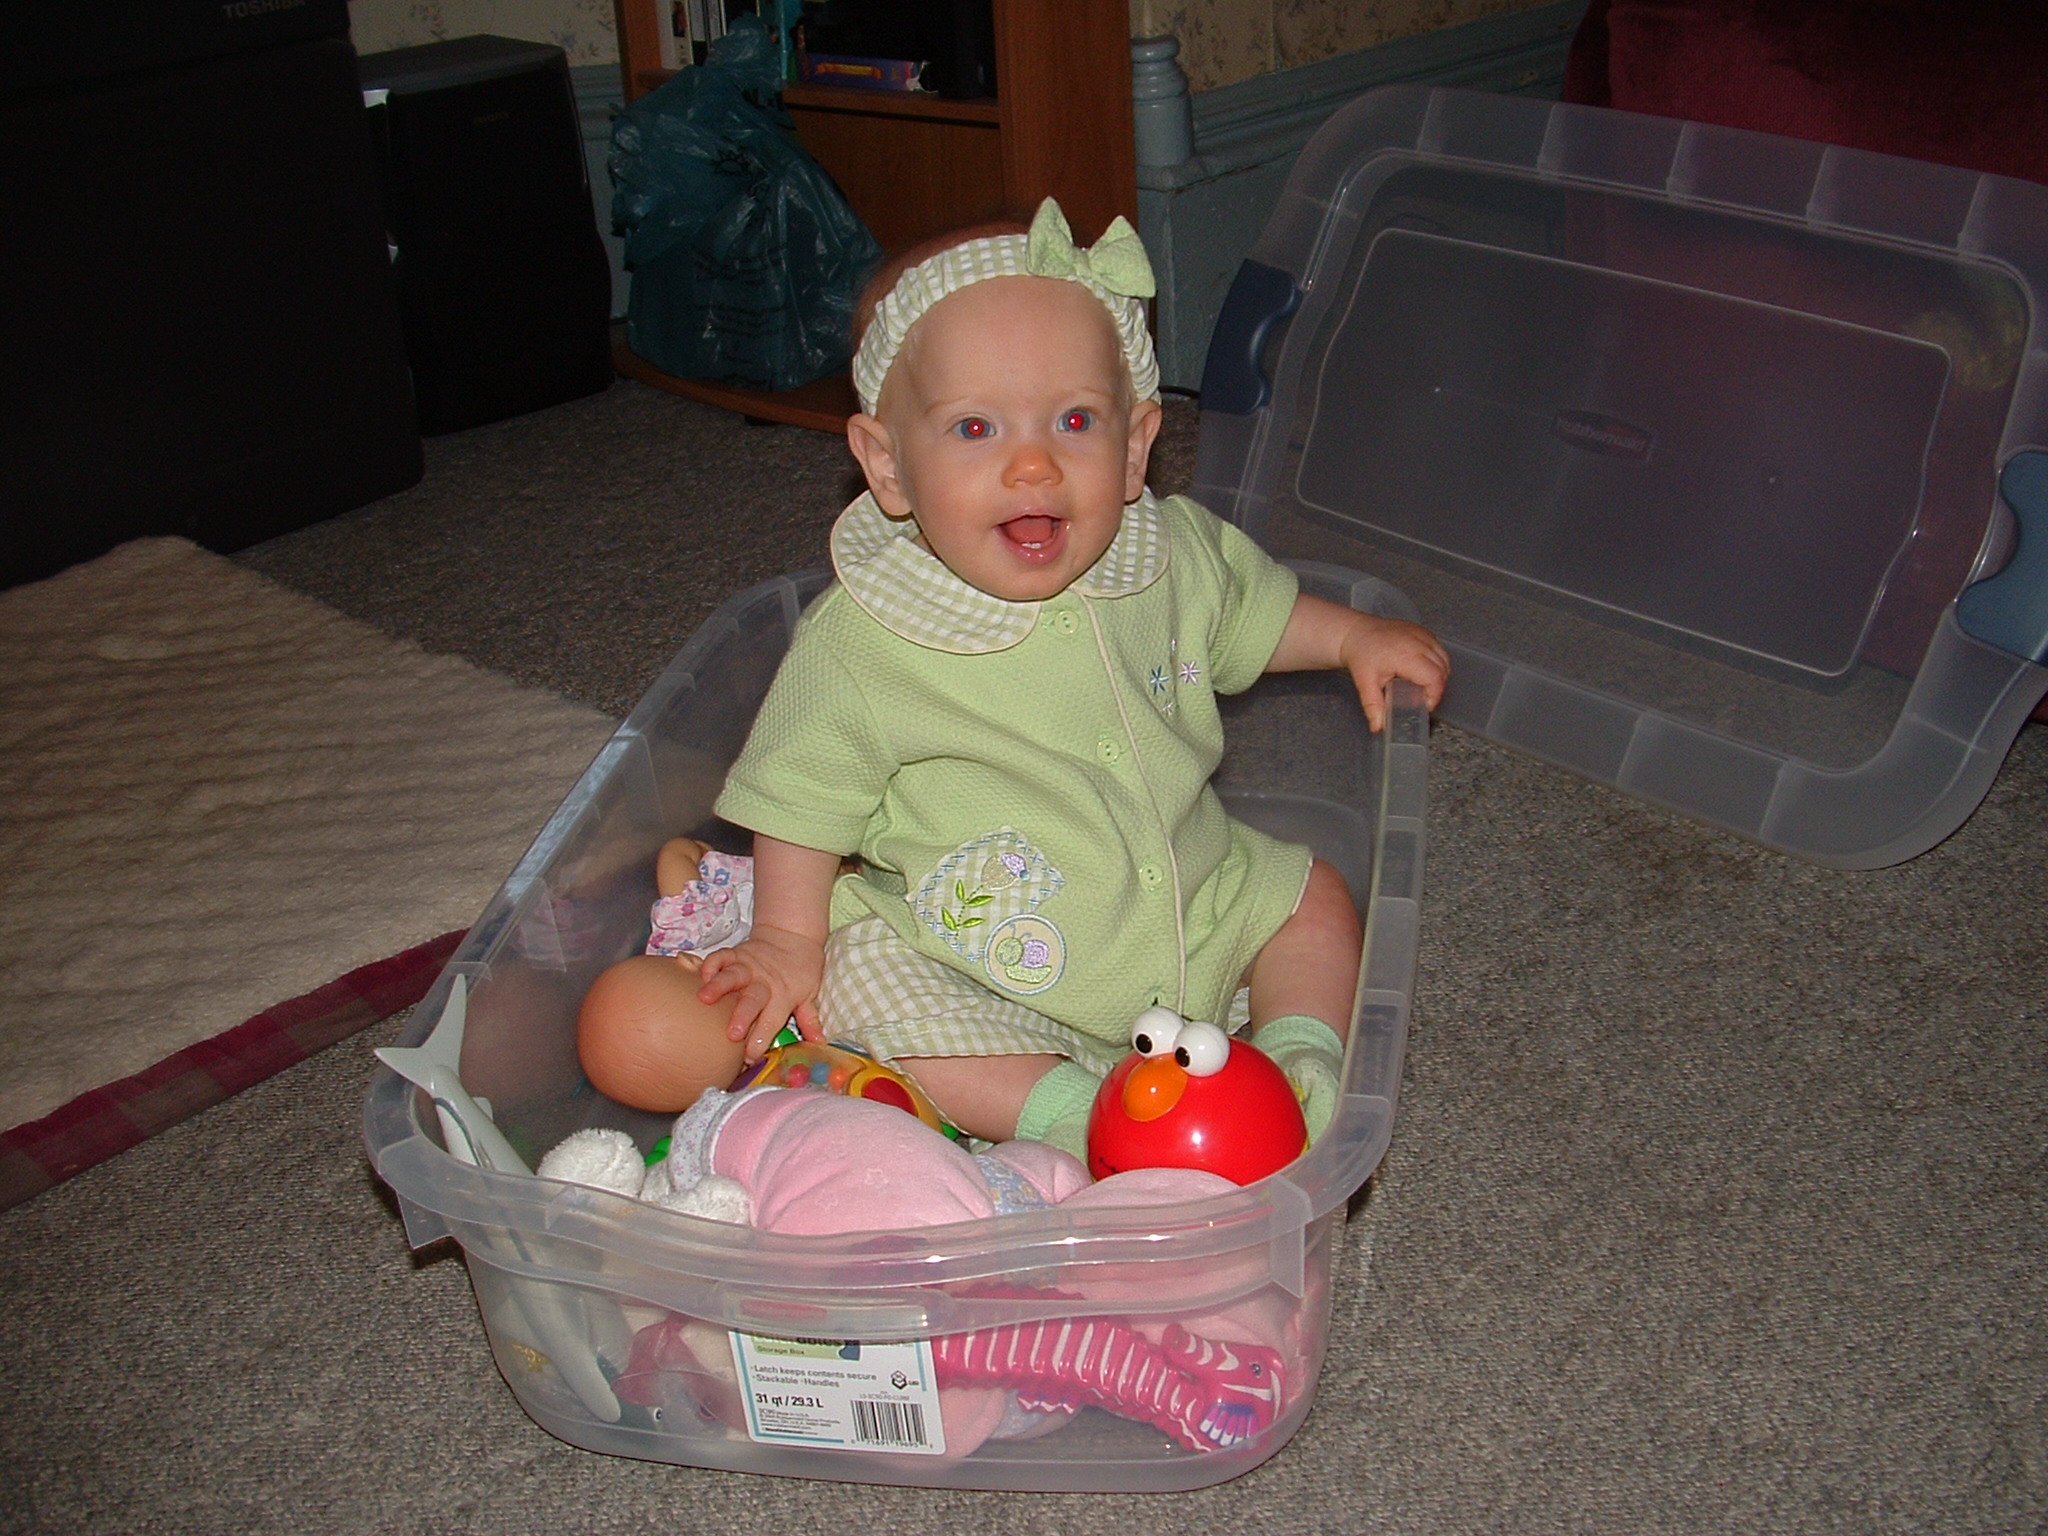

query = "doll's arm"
[1265,592,1449,732]
[654,836,712,897]
[695,834,839,1059]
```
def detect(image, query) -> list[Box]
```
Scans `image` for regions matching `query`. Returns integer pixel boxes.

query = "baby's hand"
[697,926,826,1061]
[1337,614,1450,732]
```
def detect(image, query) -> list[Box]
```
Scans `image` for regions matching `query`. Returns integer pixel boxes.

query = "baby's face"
[849,275,1161,603]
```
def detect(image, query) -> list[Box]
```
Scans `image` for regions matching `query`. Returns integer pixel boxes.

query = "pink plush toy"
[551,1087,1302,1457]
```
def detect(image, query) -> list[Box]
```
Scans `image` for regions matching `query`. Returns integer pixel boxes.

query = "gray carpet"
[4,379,2043,1534]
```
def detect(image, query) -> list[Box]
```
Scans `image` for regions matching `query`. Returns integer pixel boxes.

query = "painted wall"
[348,0,619,66]
[1129,0,1554,91]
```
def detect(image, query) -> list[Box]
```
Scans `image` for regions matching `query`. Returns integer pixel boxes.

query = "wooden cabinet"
[609,0,1138,429]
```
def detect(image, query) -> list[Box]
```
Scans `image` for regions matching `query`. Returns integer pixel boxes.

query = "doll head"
[844,199,1165,603]
[576,952,746,1114]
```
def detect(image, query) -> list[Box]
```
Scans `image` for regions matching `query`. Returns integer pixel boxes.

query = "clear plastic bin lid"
[1195,86,2048,868]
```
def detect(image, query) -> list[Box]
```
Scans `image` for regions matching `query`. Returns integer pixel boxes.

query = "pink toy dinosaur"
[929,1315,1284,1453]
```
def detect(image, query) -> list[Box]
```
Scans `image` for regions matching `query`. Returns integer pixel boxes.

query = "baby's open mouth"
[1000,514,1062,556]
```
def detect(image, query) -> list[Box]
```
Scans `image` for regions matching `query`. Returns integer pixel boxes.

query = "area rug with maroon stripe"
[0,538,615,1208]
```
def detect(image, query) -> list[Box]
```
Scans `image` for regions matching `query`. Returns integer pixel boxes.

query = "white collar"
[829,489,1170,654]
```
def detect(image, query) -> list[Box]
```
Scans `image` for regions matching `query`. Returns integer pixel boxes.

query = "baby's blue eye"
[954,417,992,440]
[1060,409,1093,433]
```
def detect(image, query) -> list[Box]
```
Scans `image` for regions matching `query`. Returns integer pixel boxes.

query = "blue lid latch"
[1956,451,2048,665]
[1199,259,1302,417]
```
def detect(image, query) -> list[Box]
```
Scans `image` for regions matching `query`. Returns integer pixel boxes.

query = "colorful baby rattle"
[731,1028,956,1136]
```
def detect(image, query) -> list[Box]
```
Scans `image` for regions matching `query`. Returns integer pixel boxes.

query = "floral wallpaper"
[348,0,620,65]
[1129,0,1551,91]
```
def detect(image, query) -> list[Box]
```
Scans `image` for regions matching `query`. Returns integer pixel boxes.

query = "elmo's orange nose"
[1121,1054,1187,1121]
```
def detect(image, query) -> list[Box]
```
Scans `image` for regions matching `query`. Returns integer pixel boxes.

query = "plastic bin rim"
[362,564,1425,1276]
[366,1054,1383,1274]
[1291,86,2048,253]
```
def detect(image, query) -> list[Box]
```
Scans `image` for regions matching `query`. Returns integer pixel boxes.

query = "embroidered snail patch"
[912,828,1065,970]
[983,912,1066,995]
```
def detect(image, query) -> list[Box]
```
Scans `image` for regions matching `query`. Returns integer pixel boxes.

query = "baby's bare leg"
[1246,859,1361,1037]
[897,1052,1067,1142]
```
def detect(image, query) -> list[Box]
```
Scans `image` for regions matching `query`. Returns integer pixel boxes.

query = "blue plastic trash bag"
[609,17,882,392]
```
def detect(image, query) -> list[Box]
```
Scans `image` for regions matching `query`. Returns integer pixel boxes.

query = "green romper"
[712,488,1314,1076]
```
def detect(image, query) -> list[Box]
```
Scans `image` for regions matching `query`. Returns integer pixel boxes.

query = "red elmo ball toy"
[1087,1007,1308,1185]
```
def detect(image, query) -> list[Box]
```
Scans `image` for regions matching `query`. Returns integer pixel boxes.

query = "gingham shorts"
[816,915,1254,1077]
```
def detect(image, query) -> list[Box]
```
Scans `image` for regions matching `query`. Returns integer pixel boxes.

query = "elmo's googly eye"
[1130,1005,1185,1058]
[1172,1019,1230,1077]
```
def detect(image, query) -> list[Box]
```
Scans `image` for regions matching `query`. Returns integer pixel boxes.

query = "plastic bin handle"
[728,1295,936,1337]
[1957,451,2048,664]
[1199,259,1301,416]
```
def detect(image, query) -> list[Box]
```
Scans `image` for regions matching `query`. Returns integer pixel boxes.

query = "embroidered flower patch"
[911,828,1064,966]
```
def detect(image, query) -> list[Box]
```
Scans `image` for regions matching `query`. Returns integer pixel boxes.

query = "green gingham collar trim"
[830,489,1170,654]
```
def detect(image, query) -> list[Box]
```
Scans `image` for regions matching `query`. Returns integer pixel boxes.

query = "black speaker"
[359,37,614,435]
[0,2,424,589]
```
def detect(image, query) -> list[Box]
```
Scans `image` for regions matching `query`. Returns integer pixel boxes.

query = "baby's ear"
[847,412,913,517]
[1124,397,1163,502]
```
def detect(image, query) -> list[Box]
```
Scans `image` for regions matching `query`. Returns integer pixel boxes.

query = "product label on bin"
[728,1332,946,1455]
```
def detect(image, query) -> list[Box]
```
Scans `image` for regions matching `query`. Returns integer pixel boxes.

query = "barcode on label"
[852,1398,930,1448]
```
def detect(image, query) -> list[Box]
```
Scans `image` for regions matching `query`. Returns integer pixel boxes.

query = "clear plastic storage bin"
[365,562,1431,1492]
[1197,86,2048,868]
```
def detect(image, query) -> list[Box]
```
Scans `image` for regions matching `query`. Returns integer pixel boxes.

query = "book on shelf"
[665,0,727,69]
[657,0,689,70]
[655,2,814,80]
[796,52,932,93]
[671,2,804,77]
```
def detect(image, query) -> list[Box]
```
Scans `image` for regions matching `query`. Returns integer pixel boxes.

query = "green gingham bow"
[1024,198,1157,300]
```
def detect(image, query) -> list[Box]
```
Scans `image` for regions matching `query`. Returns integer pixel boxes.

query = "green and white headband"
[852,196,1161,416]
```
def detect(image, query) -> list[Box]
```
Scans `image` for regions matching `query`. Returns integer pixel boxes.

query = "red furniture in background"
[1564,0,2048,720]
[1565,0,2048,186]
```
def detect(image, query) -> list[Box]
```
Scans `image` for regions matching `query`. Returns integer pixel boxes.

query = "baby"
[695,199,1448,1158]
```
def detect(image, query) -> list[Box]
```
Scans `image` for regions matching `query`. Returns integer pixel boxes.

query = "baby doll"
[575,836,754,1113]
[692,198,1449,1159]
[579,838,956,1125]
